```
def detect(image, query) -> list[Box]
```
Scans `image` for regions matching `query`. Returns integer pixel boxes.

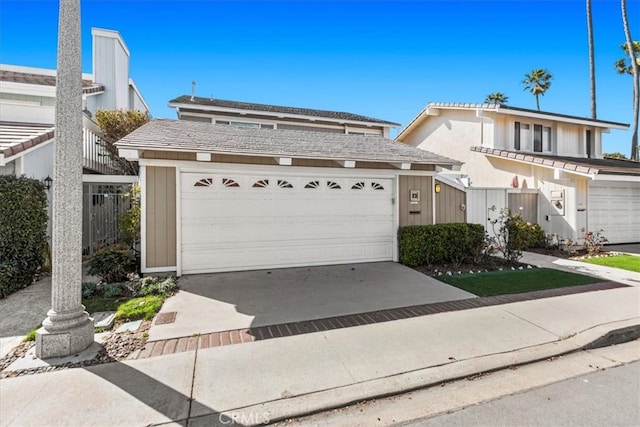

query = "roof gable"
[397,102,629,141]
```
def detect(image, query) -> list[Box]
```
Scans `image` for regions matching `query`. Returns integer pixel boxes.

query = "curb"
[198,317,640,426]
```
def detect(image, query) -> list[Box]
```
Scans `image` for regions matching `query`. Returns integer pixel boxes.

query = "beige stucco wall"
[145,166,177,269]
[401,109,605,189]
[402,110,515,187]
[534,166,589,241]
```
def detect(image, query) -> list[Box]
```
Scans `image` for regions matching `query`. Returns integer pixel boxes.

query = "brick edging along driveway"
[134,281,626,360]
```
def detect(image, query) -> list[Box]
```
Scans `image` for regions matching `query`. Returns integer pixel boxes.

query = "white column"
[36,0,94,358]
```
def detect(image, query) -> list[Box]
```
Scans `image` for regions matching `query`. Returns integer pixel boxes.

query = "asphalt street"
[408,360,640,427]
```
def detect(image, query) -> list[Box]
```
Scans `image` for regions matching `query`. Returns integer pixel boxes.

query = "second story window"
[515,121,551,153]
[215,120,275,129]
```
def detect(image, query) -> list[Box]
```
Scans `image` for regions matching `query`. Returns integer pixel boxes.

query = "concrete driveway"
[148,262,475,342]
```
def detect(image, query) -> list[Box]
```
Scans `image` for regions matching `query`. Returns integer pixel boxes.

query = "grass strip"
[580,255,640,273]
[437,268,603,297]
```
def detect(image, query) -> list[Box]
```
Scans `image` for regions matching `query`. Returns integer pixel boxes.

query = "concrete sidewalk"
[2,282,639,426]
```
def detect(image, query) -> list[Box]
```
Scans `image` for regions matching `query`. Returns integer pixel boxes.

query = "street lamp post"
[36,0,94,358]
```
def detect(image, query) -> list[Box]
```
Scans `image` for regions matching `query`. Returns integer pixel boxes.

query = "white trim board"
[82,174,138,183]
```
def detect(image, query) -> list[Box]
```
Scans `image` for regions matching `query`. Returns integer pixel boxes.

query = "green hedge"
[398,223,485,267]
[0,175,48,298]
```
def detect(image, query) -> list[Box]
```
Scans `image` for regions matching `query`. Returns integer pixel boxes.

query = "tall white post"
[36,0,94,358]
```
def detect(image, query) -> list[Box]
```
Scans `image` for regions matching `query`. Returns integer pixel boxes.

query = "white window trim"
[514,120,554,154]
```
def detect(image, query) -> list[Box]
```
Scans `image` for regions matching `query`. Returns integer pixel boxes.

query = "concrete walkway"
[1,255,639,426]
[520,251,640,287]
[0,267,99,359]
[0,276,51,359]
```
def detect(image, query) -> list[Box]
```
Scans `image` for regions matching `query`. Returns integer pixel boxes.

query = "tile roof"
[0,122,55,159]
[116,119,461,166]
[471,146,640,176]
[397,102,628,140]
[168,95,401,127]
[427,102,628,128]
[0,69,104,94]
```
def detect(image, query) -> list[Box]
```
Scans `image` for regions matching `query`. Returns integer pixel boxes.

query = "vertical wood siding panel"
[399,176,408,226]
[399,176,434,226]
[146,166,177,268]
[146,167,156,267]
[155,168,167,266]
[166,170,177,266]
[423,176,433,224]
[436,182,466,223]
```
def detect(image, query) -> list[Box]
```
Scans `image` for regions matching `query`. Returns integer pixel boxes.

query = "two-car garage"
[180,172,395,274]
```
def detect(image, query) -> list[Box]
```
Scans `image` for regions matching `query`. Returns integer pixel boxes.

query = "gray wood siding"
[143,151,197,161]
[508,192,538,223]
[145,166,177,268]
[399,175,433,226]
[435,181,466,223]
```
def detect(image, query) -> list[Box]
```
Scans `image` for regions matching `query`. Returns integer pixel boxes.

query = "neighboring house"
[116,119,462,275]
[168,95,399,138]
[396,102,639,244]
[0,27,149,177]
[0,28,150,253]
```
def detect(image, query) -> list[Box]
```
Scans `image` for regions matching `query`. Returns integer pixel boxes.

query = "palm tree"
[522,69,553,111]
[485,92,509,104]
[620,0,639,160]
[587,0,597,119]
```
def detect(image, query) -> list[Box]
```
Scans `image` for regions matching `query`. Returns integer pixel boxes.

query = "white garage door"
[588,181,640,244]
[180,173,394,274]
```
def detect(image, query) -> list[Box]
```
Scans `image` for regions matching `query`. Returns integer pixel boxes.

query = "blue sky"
[1,0,638,155]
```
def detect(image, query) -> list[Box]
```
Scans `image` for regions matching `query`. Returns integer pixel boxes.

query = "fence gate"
[82,176,137,255]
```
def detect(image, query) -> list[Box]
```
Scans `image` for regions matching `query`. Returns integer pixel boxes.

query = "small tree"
[118,183,141,251]
[95,110,150,175]
[485,92,509,104]
[522,69,553,111]
[614,34,640,160]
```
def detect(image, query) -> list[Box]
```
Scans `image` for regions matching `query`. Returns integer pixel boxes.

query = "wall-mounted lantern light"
[434,183,441,194]
[44,175,53,191]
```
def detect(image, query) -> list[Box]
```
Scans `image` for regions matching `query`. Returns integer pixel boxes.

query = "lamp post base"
[36,314,94,359]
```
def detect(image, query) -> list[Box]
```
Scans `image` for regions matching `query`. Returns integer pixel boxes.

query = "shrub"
[82,282,99,299]
[0,175,48,298]
[487,207,545,263]
[506,213,545,250]
[398,223,485,267]
[133,276,178,297]
[104,282,128,298]
[87,246,135,283]
[581,228,607,256]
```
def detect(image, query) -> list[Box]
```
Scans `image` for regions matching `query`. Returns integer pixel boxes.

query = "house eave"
[169,101,399,128]
[118,144,454,168]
